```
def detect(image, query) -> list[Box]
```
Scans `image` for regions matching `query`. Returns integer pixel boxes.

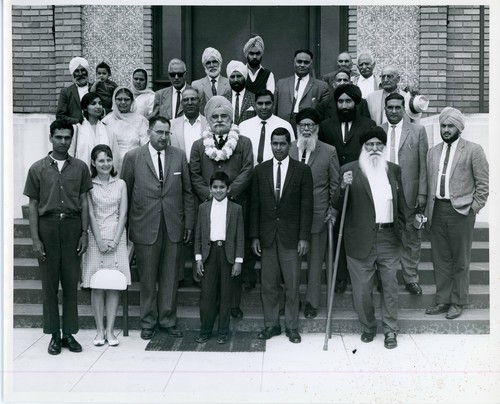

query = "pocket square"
[247,106,255,111]
[173,172,181,175]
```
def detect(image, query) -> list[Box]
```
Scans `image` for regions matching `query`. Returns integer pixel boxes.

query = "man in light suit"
[425,107,488,320]
[224,61,256,125]
[192,47,231,111]
[366,65,407,126]
[250,127,313,343]
[152,58,189,119]
[170,88,207,162]
[334,127,408,349]
[274,49,330,125]
[380,93,428,295]
[352,53,381,99]
[289,109,339,318]
[121,116,196,340]
[56,57,91,124]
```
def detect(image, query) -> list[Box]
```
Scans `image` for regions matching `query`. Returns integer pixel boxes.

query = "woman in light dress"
[68,92,119,171]
[82,144,131,347]
[102,86,149,173]
[129,68,155,119]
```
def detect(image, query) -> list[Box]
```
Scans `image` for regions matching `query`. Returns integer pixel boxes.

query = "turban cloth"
[226,60,248,79]
[202,47,222,65]
[359,126,387,145]
[296,108,320,124]
[334,84,362,105]
[69,57,89,75]
[439,107,465,132]
[204,95,233,120]
[243,36,265,57]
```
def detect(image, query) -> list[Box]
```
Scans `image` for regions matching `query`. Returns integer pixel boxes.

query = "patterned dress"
[82,175,131,288]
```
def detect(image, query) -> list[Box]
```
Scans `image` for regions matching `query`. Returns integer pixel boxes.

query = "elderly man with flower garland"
[189,96,254,319]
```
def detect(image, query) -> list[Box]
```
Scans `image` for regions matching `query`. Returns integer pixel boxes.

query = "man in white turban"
[192,47,230,109]
[243,35,275,94]
[56,56,91,124]
[425,107,489,320]
[190,95,254,320]
[224,61,256,125]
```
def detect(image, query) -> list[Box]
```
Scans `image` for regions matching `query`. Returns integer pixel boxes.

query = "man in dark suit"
[425,107,489,319]
[290,109,339,318]
[321,52,359,91]
[189,96,254,318]
[274,49,329,125]
[250,127,313,343]
[224,61,256,125]
[380,93,428,295]
[56,57,92,124]
[334,126,408,349]
[319,84,376,293]
[152,58,189,119]
[121,116,196,340]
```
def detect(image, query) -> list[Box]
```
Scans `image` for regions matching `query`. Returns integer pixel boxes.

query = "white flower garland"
[203,125,240,161]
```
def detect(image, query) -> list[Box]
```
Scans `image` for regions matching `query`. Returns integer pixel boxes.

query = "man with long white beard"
[334,126,408,349]
[290,108,339,318]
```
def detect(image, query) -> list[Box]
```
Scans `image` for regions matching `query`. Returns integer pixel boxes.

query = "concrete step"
[13,258,491,285]
[13,280,490,309]
[13,304,490,334]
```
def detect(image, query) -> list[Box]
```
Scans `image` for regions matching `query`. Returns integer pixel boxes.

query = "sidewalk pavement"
[4,328,500,403]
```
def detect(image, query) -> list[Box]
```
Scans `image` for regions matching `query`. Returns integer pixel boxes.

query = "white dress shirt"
[239,115,295,166]
[77,85,88,100]
[357,75,376,98]
[341,121,353,142]
[366,172,394,223]
[293,74,310,113]
[246,65,276,93]
[148,142,164,180]
[273,156,290,200]
[297,147,311,164]
[386,119,403,164]
[182,115,202,162]
[436,139,458,200]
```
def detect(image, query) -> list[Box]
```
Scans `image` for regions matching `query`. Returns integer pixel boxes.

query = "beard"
[205,65,221,79]
[358,146,388,179]
[337,107,357,122]
[297,133,318,153]
[441,132,460,144]
[247,57,261,68]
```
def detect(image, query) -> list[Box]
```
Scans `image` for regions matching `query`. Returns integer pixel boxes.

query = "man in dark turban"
[318,85,376,294]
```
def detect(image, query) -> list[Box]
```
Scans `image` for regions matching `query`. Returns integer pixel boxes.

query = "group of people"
[25,35,489,355]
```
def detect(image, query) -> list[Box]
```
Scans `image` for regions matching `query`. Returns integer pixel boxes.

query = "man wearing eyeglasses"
[152,58,190,119]
[333,126,409,349]
[121,116,196,341]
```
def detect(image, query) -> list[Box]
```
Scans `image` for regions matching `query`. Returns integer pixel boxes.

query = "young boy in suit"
[194,171,245,344]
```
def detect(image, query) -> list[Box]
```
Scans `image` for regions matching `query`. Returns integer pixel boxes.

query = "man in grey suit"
[274,49,329,125]
[289,108,340,318]
[380,93,428,295]
[121,116,196,340]
[152,59,189,119]
[425,107,488,320]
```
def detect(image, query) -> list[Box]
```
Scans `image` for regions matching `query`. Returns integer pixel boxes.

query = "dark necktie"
[175,90,181,117]
[275,161,282,204]
[439,144,452,198]
[290,77,301,119]
[301,149,307,163]
[157,151,163,182]
[257,121,266,164]
[389,125,396,163]
[217,135,226,150]
[211,79,217,96]
[235,92,240,124]
[343,122,349,143]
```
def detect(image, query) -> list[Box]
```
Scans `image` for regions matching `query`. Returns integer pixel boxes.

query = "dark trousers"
[305,229,327,308]
[430,200,475,305]
[200,243,233,336]
[346,228,400,335]
[135,218,181,329]
[333,214,349,282]
[38,216,82,335]
[400,206,422,283]
[261,234,300,330]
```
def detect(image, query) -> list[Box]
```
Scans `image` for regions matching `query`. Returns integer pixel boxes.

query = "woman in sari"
[130,68,155,119]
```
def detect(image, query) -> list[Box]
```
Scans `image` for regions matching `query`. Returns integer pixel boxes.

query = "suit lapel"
[399,121,410,151]
[449,138,464,177]
[226,200,233,231]
[70,85,80,105]
[358,166,374,204]
[307,143,320,166]
[203,77,212,99]
[344,120,356,144]
[281,159,294,197]
[288,77,295,103]
[142,144,158,179]
[162,147,173,183]
[266,161,275,198]
[431,143,444,193]
[301,80,314,101]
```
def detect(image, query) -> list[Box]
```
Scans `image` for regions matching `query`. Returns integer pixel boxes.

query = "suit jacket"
[195,199,245,264]
[121,144,196,245]
[290,140,340,233]
[380,117,428,208]
[321,70,359,92]
[189,132,254,202]
[425,137,489,227]
[152,85,191,119]
[274,76,330,121]
[333,161,407,260]
[318,115,376,166]
[316,95,371,122]
[192,76,231,102]
[56,83,92,124]
[224,91,256,125]
[366,88,407,126]
[249,158,313,249]
[170,114,208,155]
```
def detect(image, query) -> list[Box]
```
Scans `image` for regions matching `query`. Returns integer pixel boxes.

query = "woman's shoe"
[93,335,106,346]
[106,332,119,347]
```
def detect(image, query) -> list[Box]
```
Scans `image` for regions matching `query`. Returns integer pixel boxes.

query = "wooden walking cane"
[323,185,350,351]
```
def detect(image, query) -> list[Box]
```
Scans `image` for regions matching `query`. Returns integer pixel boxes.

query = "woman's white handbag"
[90,254,127,290]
